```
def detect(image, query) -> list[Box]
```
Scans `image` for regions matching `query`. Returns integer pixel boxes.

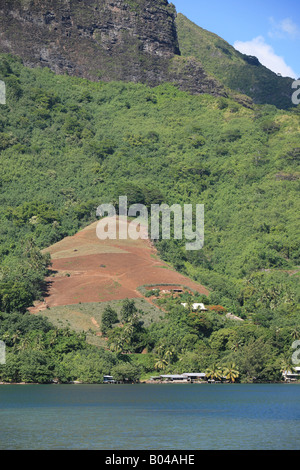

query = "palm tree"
[35,334,45,351]
[178,348,188,362]
[16,337,30,351]
[205,363,223,382]
[123,321,134,339]
[154,357,168,371]
[48,329,58,347]
[1,332,10,345]
[109,339,123,355]
[291,328,300,340]
[164,348,175,365]
[223,363,240,383]
[11,330,21,345]
[62,328,71,337]
[280,356,295,380]
[156,344,165,358]
[230,340,244,352]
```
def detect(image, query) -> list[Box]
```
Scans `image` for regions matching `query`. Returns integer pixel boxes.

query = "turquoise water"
[0,383,299,450]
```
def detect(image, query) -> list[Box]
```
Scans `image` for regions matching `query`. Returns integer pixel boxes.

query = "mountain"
[176,13,294,109]
[0,1,295,108]
[0,53,299,313]
[0,53,299,384]
[0,0,225,97]
[0,2,299,386]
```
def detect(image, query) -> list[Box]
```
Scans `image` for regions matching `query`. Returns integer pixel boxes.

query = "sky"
[172,0,300,78]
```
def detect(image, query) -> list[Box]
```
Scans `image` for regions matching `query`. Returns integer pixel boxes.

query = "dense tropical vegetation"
[0,53,299,383]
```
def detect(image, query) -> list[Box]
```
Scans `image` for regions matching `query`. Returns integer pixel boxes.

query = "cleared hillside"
[29,219,209,311]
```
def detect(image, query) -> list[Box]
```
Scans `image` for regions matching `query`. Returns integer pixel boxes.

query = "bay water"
[0,383,299,450]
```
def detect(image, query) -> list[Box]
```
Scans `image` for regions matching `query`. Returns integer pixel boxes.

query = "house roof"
[160,373,206,379]
[226,313,244,322]
[182,373,206,377]
[181,303,207,310]
[160,375,188,379]
[283,367,300,375]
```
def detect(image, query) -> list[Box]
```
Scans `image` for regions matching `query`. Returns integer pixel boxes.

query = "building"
[181,303,207,312]
[226,313,244,322]
[282,367,300,382]
[160,374,189,382]
[103,375,115,383]
[151,372,207,383]
[182,373,206,381]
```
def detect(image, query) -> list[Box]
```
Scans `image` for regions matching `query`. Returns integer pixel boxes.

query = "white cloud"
[234,36,297,78]
[268,17,300,39]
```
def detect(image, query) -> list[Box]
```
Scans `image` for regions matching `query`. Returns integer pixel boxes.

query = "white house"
[182,373,206,380]
[154,373,207,383]
[181,303,207,311]
[282,367,300,382]
[226,313,244,322]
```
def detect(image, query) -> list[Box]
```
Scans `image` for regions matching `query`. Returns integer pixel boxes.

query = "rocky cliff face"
[0,0,226,96]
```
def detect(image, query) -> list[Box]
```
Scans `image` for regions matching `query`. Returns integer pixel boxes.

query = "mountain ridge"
[0,1,296,108]
[0,0,226,98]
[176,13,294,109]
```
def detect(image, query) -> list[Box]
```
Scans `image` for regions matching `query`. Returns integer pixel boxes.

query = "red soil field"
[28,219,209,313]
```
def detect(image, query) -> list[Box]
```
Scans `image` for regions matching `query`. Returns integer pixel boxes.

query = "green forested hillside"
[176,14,295,109]
[0,53,299,383]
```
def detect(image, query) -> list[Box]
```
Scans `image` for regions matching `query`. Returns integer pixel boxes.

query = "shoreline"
[1,380,298,386]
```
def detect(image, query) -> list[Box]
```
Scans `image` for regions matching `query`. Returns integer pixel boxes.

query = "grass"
[38,298,165,347]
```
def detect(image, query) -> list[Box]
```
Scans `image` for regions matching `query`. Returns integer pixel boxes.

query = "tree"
[0,281,34,313]
[209,329,237,353]
[261,120,280,135]
[164,348,175,365]
[16,337,31,351]
[111,363,141,383]
[108,328,127,355]
[123,321,135,340]
[223,363,240,383]
[229,339,244,352]
[101,305,118,335]
[120,299,137,323]
[115,313,147,354]
[154,357,168,371]
[186,298,194,314]
[109,339,124,356]
[235,337,275,383]
[205,363,223,381]
[280,355,296,380]
[0,353,21,383]
[291,328,300,340]
[18,350,53,384]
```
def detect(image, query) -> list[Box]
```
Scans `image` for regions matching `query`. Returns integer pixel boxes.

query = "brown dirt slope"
[29,219,209,313]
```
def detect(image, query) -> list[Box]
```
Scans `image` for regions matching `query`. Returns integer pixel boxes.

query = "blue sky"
[172,0,300,78]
